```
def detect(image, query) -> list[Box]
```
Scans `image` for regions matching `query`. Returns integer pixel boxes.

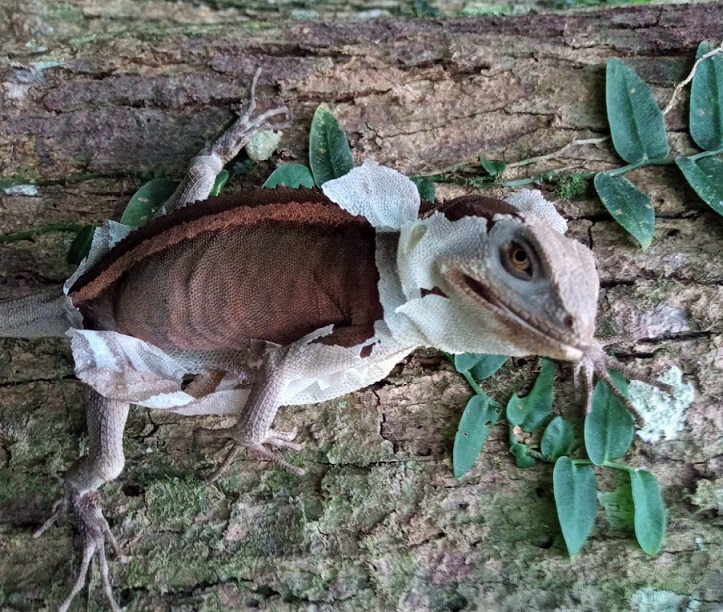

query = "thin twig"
[505,136,610,169]
[663,41,723,115]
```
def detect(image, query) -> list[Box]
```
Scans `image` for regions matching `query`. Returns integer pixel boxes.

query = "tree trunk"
[0,4,721,610]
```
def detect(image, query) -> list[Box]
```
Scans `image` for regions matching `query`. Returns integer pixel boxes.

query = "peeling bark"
[0,4,722,611]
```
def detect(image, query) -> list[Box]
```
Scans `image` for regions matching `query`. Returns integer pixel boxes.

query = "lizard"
[0,72,664,610]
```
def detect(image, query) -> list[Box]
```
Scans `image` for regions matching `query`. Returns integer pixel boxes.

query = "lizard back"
[69,189,384,351]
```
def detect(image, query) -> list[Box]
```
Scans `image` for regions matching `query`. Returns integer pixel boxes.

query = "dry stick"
[663,42,723,115]
[505,137,610,169]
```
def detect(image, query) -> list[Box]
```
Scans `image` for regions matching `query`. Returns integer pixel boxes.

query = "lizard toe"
[37,489,125,612]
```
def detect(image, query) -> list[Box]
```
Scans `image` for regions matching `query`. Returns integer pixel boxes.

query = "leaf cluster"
[264,105,436,202]
[596,44,723,249]
[452,356,666,556]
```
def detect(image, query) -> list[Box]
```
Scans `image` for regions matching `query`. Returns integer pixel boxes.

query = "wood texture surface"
[0,4,721,610]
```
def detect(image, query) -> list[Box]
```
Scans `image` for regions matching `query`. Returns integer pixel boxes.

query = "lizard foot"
[212,67,289,162]
[35,489,127,612]
[576,341,673,423]
[203,426,305,481]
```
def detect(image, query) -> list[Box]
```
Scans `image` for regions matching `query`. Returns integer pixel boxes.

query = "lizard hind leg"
[161,67,289,214]
[35,491,127,612]
[34,389,130,612]
[204,426,304,483]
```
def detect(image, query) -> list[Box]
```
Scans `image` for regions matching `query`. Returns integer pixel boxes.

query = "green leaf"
[453,394,503,478]
[67,225,95,265]
[263,164,316,189]
[553,457,597,556]
[690,42,723,151]
[121,178,178,227]
[210,170,230,196]
[629,469,666,555]
[584,371,634,466]
[594,172,655,250]
[541,416,574,461]
[410,176,436,202]
[598,473,635,530]
[505,358,555,432]
[675,155,723,216]
[605,58,669,163]
[309,105,354,186]
[509,442,536,469]
[454,353,507,381]
[479,158,506,177]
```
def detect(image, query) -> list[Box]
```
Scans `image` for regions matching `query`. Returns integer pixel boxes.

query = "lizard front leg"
[162,68,288,214]
[205,330,414,481]
[35,389,129,612]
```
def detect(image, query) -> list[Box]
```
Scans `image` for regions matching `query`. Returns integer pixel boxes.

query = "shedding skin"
[30,74,291,611]
[0,74,677,611]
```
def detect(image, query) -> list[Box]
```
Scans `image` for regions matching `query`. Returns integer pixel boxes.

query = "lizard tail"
[0,286,71,337]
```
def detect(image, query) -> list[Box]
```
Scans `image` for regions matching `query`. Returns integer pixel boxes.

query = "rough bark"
[0,4,722,611]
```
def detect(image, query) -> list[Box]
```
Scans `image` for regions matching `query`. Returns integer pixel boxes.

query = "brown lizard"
[0,74,660,610]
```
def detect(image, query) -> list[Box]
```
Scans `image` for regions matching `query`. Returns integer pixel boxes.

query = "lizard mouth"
[461,274,586,360]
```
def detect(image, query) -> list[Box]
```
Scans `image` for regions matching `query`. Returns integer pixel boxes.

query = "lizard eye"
[503,241,534,279]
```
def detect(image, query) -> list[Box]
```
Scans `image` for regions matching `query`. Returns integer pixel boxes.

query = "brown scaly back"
[69,188,384,351]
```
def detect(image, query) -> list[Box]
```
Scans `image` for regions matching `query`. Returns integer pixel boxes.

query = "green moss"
[145,476,211,530]
[554,173,591,200]
[127,533,216,591]
[368,551,417,603]
[318,464,422,535]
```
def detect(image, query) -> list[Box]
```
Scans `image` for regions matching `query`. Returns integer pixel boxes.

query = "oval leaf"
[505,358,555,432]
[675,155,723,217]
[210,169,230,196]
[410,176,436,202]
[309,105,354,186]
[67,225,96,265]
[509,442,536,469]
[480,158,506,177]
[629,469,666,555]
[541,416,574,462]
[690,42,723,151]
[453,394,503,478]
[454,353,507,381]
[584,373,634,466]
[553,457,598,556]
[121,178,178,227]
[594,172,655,250]
[605,58,669,163]
[263,164,315,189]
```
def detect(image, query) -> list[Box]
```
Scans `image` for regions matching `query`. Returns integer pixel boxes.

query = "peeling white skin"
[67,161,594,412]
[322,159,420,231]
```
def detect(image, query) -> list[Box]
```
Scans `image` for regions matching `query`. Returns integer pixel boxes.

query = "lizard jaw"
[460,274,589,361]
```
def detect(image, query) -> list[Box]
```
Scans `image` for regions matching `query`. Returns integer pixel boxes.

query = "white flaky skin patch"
[504,189,568,234]
[322,160,420,231]
[63,161,587,412]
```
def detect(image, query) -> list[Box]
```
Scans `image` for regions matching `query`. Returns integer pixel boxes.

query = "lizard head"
[395,195,599,361]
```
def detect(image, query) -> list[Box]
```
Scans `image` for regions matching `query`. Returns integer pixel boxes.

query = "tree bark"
[0,4,721,610]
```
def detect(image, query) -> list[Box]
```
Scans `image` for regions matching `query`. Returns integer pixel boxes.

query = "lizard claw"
[576,340,673,423]
[35,489,127,612]
[205,426,305,482]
